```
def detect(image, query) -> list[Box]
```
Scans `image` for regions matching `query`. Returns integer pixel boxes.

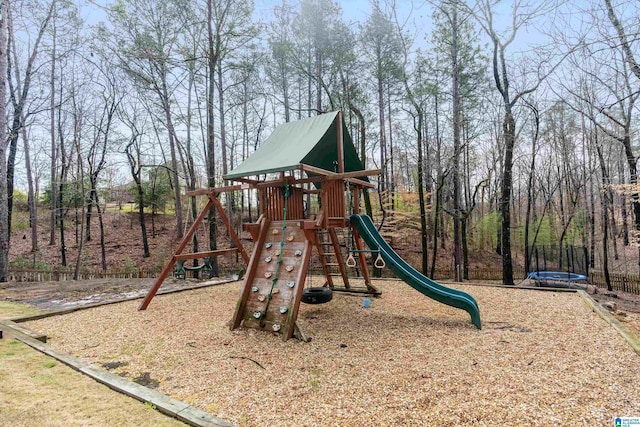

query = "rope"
[260,183,290,327]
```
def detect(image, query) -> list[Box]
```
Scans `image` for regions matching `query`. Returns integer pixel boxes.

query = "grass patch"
[9,255,55,271]
[0,301,42,319]
[0,336,187,426]
[0,301,186,425]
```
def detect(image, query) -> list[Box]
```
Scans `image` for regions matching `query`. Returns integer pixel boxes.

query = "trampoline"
[527,271,589,287]
[526,245,589,288]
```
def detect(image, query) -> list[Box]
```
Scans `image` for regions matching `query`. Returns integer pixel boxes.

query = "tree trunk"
[523,100,539,273]
[49,1,57,246]
[206,0,219,277]
[20,115,37,252]
[0,0,9,281]
[500,108,516,285]
[451,4,462,282]
[415,112,429,275]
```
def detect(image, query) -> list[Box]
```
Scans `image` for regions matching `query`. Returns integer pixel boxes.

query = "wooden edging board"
[0,321,233,427]
[578,290,640,356]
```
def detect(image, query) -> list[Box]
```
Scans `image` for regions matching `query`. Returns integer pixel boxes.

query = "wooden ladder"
[315,228,351,289]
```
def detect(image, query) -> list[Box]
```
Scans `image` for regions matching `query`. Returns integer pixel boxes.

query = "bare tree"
[471,0,566,284]
[6,0,55,240]
[0,0,9,280]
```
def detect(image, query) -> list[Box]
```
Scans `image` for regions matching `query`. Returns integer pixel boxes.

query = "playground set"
[138,111,481,340]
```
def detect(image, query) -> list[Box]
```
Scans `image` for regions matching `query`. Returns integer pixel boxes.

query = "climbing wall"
[231,220,312,340]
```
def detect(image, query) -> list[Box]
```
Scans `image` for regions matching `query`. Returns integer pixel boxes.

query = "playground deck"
[25,280,640,426]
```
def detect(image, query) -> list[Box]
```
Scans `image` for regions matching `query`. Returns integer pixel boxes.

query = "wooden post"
[351,224,375,292]
[328,228,350,288]
[353,184,360,214]
[231,217,270,330]
[336,112,344,174]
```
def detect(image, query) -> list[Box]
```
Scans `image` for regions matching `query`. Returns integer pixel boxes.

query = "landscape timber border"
[579,290,640,356]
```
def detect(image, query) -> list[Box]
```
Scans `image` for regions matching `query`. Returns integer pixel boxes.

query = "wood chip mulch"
[26,280,640,426]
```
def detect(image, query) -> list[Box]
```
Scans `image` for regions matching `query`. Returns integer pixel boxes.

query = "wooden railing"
[589,270,640,295]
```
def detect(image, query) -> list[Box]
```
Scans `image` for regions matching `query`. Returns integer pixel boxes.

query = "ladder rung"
[323,252,337,256]
[326,263,340,266]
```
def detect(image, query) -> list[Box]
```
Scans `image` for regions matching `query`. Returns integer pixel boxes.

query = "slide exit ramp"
[350,214,481,329]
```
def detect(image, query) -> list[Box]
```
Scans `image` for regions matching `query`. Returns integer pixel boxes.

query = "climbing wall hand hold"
[258,295,266,302]
[272,324,281,332]
[251,286,259,292]
[286,265,294,272]
[279,306,288,314]
[287,281,295,288]
[253,312,262,319]
[294,250,302,257]
[272,229,279,235]
[272,288,280,294]
[287,235,294,242]
[264,272,273,279]
[265,256,272,263]
[265,243,272,249]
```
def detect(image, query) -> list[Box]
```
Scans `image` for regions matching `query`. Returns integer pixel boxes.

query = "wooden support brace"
[139,198,215,310]
[174,249,238,261]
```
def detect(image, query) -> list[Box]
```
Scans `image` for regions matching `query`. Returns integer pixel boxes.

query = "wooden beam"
[174,249,238,261]
[231,217,270,330]
[185,184,249,198]
[346,178,376,189]
[351,224,374,291]
[300,164,336,177]
[185,188,215,197]
[327,169,382,179]
[336,111,344,174]
[256,175,324,188]
[212,184,246,194]
[223,177,261,185]
[0,320,47,343]
[328,228,350,288]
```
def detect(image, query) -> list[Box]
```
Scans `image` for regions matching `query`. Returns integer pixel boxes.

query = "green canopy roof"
[226,111,366,180]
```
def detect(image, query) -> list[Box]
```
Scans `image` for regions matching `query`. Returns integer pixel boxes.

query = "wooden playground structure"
[139,112,383,340]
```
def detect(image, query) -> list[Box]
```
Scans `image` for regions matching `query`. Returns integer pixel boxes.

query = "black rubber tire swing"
[301,287,333,304]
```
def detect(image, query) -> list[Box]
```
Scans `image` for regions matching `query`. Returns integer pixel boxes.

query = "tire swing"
[301,286,333,304]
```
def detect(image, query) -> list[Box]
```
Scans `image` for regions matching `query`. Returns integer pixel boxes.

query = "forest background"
[0,0,639,289]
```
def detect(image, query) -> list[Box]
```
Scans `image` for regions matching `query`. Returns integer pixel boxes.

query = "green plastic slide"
[350,214,481,329]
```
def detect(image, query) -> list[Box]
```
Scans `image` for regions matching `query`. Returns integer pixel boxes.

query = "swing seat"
[301,287,333,304]
[174,257,214,280]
